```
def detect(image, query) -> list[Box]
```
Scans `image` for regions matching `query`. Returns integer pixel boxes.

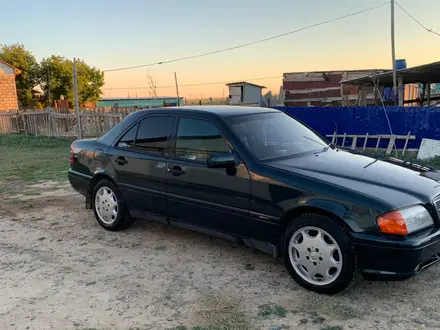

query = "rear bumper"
[352,228,440,280]
[68,169,91,197]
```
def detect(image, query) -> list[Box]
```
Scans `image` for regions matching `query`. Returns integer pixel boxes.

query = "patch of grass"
[258,303,287,319]
[0,186,18,195]
[168,326,187,330]
[301,294,362,321]
[0,134,73,181]
[310,312,326,324]
[9,199,28,205]
[425,156,440,169]
[196,294,253,330]
[299,318,308,325]
[389,153,440,169]
[320,326,343,330]
[23,190,41,196]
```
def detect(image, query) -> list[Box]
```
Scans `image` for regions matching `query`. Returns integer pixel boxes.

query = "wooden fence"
[0,108,137,138]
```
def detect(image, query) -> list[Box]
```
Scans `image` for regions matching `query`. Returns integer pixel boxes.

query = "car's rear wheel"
[282,214,356,294]
[92,179,133,231]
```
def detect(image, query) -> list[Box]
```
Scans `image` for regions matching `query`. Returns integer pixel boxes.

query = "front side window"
[175,118,231,163]
[225,112,329,160]
[134,116,173,154]
[117,124,138,148]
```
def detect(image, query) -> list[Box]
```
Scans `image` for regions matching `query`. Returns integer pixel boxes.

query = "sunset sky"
[2,0,440,99]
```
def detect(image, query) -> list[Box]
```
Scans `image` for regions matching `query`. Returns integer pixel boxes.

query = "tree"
[40,56,104,107]
[0,43,41,108]
[146,69,157,98]
[1,43,104,108]
[76,59,105,106]
[40,56,73,105]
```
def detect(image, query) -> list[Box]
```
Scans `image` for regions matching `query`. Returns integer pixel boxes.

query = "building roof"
[97,97,183,108]
[139,105,278,117]
[99,97,182,101]
[283,69,387,76]
[0,59,21,75]
[226,81,266,89]
[341,61,440,86]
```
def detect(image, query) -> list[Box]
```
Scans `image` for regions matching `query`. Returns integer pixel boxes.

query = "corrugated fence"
[276,106,440,149]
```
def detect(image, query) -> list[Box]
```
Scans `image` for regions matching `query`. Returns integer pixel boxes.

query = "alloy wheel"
[95,186,118,225]
[288,226,343,286]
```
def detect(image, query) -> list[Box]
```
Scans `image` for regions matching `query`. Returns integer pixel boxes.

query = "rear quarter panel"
[71,139,114,179]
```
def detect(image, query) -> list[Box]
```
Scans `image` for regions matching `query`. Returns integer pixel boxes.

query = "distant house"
[226,82,265,106]
[0,59,20,111]
[282,69,387,107]
[97,97,184,109]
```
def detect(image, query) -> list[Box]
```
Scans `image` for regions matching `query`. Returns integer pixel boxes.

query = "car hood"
[266,149,440,208]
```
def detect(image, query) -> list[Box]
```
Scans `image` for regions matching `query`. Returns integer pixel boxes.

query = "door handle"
[168,166,185,176]
[115,156,128,165]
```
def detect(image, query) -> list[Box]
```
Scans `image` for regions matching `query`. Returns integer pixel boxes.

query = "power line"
[395,2,440,37]
[102,75,282,90]
[103,2,390,73]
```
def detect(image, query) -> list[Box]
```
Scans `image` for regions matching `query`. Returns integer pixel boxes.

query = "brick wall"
[0,68,19,111]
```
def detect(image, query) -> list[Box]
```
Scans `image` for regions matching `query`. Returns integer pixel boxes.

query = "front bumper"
[352,228,440,280]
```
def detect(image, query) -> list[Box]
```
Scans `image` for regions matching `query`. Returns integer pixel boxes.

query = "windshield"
[226,112,329,161]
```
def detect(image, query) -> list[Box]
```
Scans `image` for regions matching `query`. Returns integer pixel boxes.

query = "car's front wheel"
[282,214,356,294]
[92,179,133,231]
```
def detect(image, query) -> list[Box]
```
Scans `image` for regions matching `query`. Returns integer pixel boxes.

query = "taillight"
[69,143,75,165]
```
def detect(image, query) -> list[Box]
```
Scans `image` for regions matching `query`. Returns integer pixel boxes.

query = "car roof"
[98,105,280,145]
[136,105,280,117]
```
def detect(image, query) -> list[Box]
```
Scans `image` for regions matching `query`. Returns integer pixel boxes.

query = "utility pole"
[47,67,51,108]
[73,58,82,138]
[174,72,180,106]
[391,0,397,105]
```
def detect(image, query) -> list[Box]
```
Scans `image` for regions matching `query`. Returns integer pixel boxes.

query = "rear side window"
[175,118,231,163]
[134,116,173,155]
[117,124,138,148]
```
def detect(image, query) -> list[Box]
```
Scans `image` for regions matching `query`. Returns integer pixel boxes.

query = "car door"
[109,115,174,218]
[166,116,252,236]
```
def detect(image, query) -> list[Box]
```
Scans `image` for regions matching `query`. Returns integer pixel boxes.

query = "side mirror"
[207,153,236,169]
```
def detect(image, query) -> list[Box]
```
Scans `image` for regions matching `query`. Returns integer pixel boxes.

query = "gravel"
[1,181,439,330]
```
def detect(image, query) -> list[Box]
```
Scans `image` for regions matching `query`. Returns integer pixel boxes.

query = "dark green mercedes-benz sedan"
[68,106,440,294]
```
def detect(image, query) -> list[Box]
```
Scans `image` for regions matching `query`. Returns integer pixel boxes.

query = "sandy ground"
[1,181,440,330]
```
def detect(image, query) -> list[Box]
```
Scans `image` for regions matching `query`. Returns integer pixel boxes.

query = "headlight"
[377,205,434,235]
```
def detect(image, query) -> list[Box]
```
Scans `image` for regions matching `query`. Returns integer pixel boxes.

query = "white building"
[226,82,265,106]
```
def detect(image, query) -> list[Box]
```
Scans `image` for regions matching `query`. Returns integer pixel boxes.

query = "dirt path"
[0,181,439,330]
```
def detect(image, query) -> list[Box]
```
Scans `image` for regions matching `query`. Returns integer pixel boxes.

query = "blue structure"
[276,106,440,149]
[383,59,407,102]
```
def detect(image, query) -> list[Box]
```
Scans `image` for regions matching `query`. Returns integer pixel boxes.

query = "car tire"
[281,214,357,294]
[92,179,133,231]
